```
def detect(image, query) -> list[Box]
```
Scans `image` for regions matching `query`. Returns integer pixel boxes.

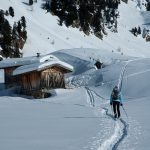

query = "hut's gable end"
[40,67,65,89]
[42,67,66,73]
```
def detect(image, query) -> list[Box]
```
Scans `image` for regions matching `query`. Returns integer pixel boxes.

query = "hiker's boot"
[114,113,117,118]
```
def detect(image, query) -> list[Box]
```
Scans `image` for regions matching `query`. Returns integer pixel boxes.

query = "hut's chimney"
[37,53,40,57]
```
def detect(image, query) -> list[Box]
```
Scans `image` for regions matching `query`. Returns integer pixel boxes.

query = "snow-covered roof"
[0,54,59,69]
[13,60,74,76]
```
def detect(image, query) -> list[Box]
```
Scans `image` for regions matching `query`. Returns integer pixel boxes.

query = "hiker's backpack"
[112,91,119,100]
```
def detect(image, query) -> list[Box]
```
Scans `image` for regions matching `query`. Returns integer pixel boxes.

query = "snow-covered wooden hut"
[0,56,38,88]
[0,54,73,97]
[0,54,47,88]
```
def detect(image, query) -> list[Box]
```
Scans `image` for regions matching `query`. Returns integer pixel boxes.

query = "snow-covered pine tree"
[9,6,14,17]
[17,21,22,35]
[147,2,150,11]
[0,10,5,24]
[29,0,33,6]
[1,20,12,58]
[138,26,141,34]
[21,16,26,29]
[43,0,121,39]
[64,1,78,27]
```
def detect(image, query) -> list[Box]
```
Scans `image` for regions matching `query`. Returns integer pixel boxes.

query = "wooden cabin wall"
[40,68,65,89]
[20,67,68,96]
[4,67,19,88]
[21,72,41,92]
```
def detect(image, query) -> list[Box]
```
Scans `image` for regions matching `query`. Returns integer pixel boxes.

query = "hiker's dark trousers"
[112,101,120,118]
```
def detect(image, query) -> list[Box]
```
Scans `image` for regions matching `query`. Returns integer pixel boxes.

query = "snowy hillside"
[0,0,149,57]
[0,0,150,150]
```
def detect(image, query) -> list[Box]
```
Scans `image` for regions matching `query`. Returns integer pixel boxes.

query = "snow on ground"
[124,97,150,150]
[0,48,150,150]
[53,48,150,150]
[0,88,112,150]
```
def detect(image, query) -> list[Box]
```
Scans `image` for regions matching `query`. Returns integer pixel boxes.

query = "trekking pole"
[121,105,128,119]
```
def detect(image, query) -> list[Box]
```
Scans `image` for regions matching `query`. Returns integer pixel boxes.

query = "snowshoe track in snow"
[85,86,95,107]
[85,87,129,150]
[112,118,128,150]
[100,108,129,150]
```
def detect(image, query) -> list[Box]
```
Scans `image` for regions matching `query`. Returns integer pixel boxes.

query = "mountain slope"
[0,0,149,57]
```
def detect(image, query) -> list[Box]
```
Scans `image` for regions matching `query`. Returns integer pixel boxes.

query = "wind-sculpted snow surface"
[1,48,150,150]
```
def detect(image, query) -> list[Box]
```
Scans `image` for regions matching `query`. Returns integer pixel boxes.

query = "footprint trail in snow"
[85,87,129,150]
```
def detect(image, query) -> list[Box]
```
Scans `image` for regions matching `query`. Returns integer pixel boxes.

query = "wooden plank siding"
[21,71,41,92]
[40,70,65,89]
[20,67,66,97]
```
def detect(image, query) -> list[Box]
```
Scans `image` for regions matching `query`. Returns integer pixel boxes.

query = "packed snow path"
[85,87,129,150]
[118,58,145,91]
[100,108,129,150]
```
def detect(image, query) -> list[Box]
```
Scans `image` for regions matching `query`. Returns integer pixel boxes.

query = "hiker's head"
[113,86,119,92]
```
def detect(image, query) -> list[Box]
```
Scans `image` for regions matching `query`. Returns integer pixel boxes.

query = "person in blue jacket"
[110,86,123,118]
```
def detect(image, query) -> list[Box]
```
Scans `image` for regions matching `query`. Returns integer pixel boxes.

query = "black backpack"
[112,91,119,100]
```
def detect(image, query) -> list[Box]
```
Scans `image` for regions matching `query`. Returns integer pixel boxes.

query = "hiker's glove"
[120,103,123,106]
[110,102,112,105]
